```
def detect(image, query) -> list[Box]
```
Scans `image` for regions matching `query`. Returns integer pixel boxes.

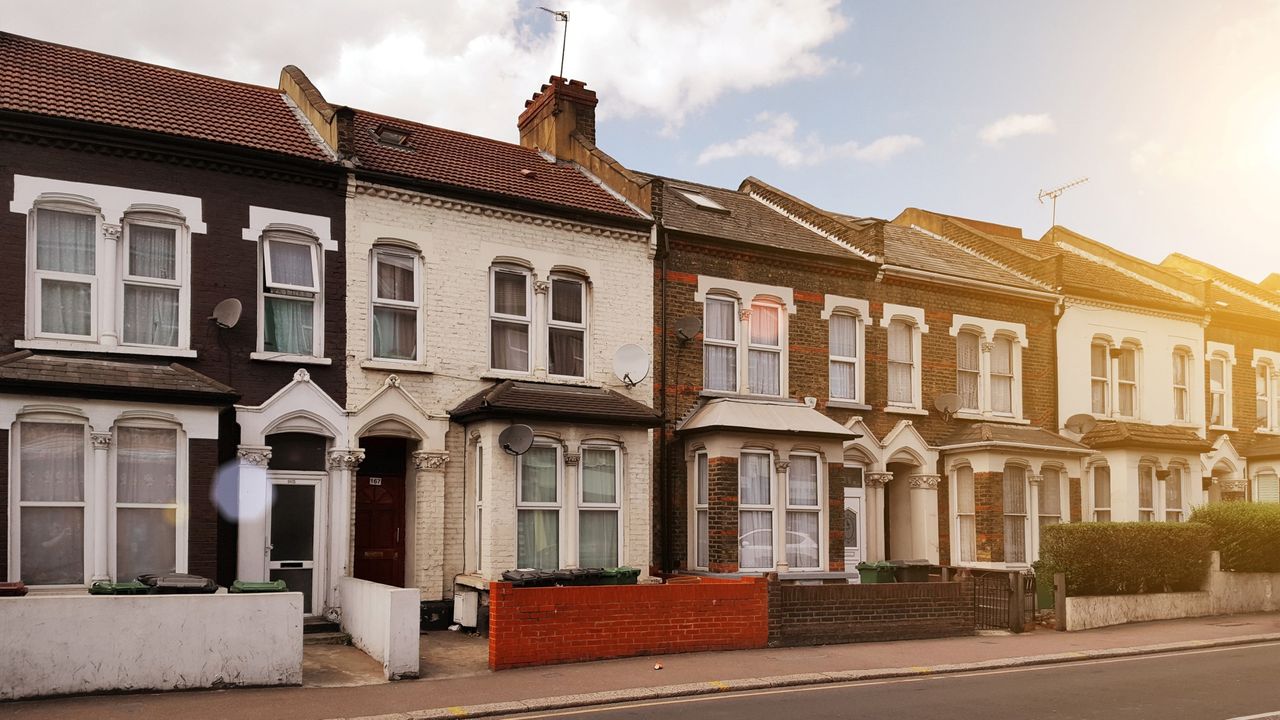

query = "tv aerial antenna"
[539,7,570,77]
[1037,177,1089,226]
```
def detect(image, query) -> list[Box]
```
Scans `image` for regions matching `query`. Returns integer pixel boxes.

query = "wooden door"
[354,474,405,587]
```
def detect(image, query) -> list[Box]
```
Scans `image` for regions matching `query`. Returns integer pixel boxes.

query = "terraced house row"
[3,32,1279,621]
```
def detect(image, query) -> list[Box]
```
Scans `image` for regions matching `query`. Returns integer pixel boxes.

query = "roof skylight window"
[676,189,728,212]
[374,126,410,146]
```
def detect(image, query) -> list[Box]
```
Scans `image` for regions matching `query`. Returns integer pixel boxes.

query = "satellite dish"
[209,298,243,329]
[613,344,651,387]
[498,424,534,456]
[1064,413,1098,435]
[674,316,702,342]
[933,393,961,420]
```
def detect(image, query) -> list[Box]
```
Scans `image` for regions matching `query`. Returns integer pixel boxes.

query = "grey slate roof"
[1079,420,1212,452]
[937,422,1091,453]
[449,380,661,427]
[0,351,237,403]
[877,223,1045,291]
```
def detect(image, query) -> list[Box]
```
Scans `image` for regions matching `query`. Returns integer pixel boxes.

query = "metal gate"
[972,569,1035,632]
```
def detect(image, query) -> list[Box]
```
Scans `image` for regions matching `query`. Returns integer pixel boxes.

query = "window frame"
[783,452,823,571]
[1092,464,1112,522]
[692,451,709,570]
[1171,349,1191,423]
[1209,353,1231,427]
[953,464,977,564]
[547,274,588,379]
[577,444,622,568]
[747,300,783,397]
[827,311,862,403]
[737,450,775,571]
[8,415,92,586]
[1002,463,1030,565]
[1038,466,1065,531]
[703,295,739,393]
[369,244,422,363]
[488,265,533,373]
[1115,344,1139,419]
[1258,361,1277,432]
[1165,465,1185,521]
[956,329,982,413]
[258,226,325,358]
[110,418,188,581]
[1138,464,1156,521]
[27,199,102,343]
[886,317,920,409]
[515,442,564,570]
[989,334,1017,416]
[1091,340,1111,415]
[474,445,484,572]
[119,211,190,350]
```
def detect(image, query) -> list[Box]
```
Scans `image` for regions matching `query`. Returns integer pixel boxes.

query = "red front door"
[354,475,406,587]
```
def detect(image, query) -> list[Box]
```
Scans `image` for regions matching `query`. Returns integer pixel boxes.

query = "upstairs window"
[490,267,531,372]
[33,208,97,338]
[548,277,586,378]
[956,331,981,411]
[1116,346,1138,417]
[828,313,859,401]
[887,319,916,407]
[1171,350,1191,422]
[121,220,181,347]
[1209,354,1229,426]
[991,336,1015,415]
[748,302,781,396]
[262,231,321,356]
[1258,362,1279,432]
[1090,341,1110,414]
[371,247,419,361]
[704,296,738,392]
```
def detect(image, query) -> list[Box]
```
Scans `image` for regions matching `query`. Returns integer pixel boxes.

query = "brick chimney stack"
[518,76,598,160]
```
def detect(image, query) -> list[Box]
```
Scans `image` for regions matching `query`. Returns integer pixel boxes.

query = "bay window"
[1091,341,1110,414]
[1165,466,1184,521]
[262,231,321,356]
[371,247,419,361]
[114,426,180,580]
[14,421,87,585]
[1003,464,1028,564]
[1172,350,1190,422]
[516,445,560,570]
[956,331,981,411]
[490,267,531,372]
[828,313,859,401]
[694,452,709,569]
[748,303,781,395]
[887,319,916,407]
[785,455,821,569]
[548,277,586,378]
[578,447,620,568]
[955,465,976,563]
[704,296,738,392]
[1093,465,1112,522]
[738,452,773,570]
[1138,465,1155,521]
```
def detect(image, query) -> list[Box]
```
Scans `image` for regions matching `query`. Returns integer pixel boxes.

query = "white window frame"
[27,198,102,343]
[747,300,783,397]
[119,210,191,350]
[489,265,533,373]
[1037,466,1066,531]
[1165,465,1186,521]
[369,244,422,363]
[1092,464,1112,522]
[577,444,622,568]
[8,414,92,587]
[989,334,1017,416]
[547,275,588,379]
[1003,463,1030,565]
[1171,349,1191,423]
[1209,352,1232,428]
[886,317,921,410]
[738,450,775,571]
[516,442,563,569]
[1254,471,1280,503]
[691,451,709,570]
[1114,344,1140,419]
[1090,340,1111,416]
[257,226,325,359]
[1257,360,1279,432]
[1138,464,1156,522]
[956,330,982,413]
[703,295,739,393]
[110,418,188,581]
[784,452,824,571]
[952,463,977,564]
[827,311,863,403]
[474,445,483,572]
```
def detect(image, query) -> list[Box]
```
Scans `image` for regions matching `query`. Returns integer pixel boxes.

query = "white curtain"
[738,510,773,569]
[739,453,771,505]
[705,298,736,341]
[956,466,976,563]
[268,240,314,288]
[785,511,820,568]
[40,279,92,336]
[748,349,780,395]
[491,320,530,371]
[20,422,86,585]
[1003,465,1027,563]
[991,337,1013,413]
[696,510,709,567]
[375,252,414,301]
[1256,474,1280,503]
[128,225,176,280]
[492,270,527,316]
[517,510,559,570]
[520,447,558,503]
[788,456,818,506]
[696,454,708,505]
[264,297,314,355]
[36,209,94,274]
[20,422,84,502]
[750,305,779,345]
[956,332,980,409]
[1118,349,1137,415]
[548,327,585,376]
[578,511,618,568]
[705,299,737,391]
[551,278,583,323]
[581,449,616,504]
[117,427,177,504]
[830,315,857,399]
[117,507,177,581]
[1138,467,1154,519]
[1094,467,1112,521]
[830,360,856,399]
[1165,468,1184,521]
[123,286,179,346]
[373,307,417,360]
[1091,344,1109,413]
[888,320,914,404]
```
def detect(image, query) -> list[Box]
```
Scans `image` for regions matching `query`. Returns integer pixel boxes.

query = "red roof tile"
[0,32,331,162]
[350,110,644,222]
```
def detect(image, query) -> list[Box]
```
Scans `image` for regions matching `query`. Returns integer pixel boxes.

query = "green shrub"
[1190,502,1280,572]
[1039,522,1212,596]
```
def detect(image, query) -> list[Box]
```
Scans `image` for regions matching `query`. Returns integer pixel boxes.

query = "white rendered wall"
[0,592,303,699]
[339,576,421,680]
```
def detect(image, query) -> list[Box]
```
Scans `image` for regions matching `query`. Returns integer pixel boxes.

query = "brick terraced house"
[0,33,350,615]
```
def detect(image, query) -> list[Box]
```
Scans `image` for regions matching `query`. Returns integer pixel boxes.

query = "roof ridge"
[739,176,881,262]
[1050,233,1203,307]
[908,220,1057,291]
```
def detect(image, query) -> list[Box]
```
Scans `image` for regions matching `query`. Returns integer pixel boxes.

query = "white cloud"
[697,112,922,166]
[978,113,1056,146]
[3,0,850,141]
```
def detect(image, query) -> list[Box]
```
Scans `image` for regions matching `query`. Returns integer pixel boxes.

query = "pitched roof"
[676,397,860,439]
[937,423,1091,453]
[1079,420,1212,452]
[0,351,237,403]
[350,109,645,223]
[0,32,331,162]
[1161,253,1280,325]
[449,380,660,427]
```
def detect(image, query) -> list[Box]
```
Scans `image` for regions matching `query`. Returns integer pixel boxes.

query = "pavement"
[3,613,1279,720]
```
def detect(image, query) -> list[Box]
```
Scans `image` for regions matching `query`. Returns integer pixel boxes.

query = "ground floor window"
[114,425,180,580]
[578,446,620,568]
[1258,473,1280,503]
[785,454,821,569]
[15,420,87,585]
[513,442,624,571]
[738,451,774,570]
[1138,465,1155,521]
[517,445,560,570]
[954,465,976,563]
[1165,466,1184,521]
[1038,467,1063,530]
[1093,465,1112,522]
[694,452,709,569]
[1003,464,1028,564]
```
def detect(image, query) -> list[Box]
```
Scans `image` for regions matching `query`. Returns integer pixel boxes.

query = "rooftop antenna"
[539,7,570,77]
[1038,177,1088,226]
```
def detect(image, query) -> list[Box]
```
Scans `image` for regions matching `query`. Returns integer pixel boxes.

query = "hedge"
[1038,522,1212,596]
[1190,502,1280,573]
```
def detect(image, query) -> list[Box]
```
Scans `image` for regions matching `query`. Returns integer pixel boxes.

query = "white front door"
[843,488,865,574]
[267,472,323,615]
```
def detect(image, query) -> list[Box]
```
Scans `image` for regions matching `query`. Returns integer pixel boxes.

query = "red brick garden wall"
[488,577,769,670]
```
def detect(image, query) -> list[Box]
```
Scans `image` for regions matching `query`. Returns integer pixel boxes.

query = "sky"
[6,0,1280,281]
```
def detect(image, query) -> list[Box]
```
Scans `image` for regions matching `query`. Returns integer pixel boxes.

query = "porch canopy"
[676,396,860,439]
[449,379,661,427]
[1079,420,1212,453]
[0,350,237,404]
[937,422,1092,454]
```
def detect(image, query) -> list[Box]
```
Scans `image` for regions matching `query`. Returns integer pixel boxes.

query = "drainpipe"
[658,222,673,574]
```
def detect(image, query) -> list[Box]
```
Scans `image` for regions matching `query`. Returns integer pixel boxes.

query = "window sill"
[885,406,929,416]
[826,399,871,411]
[360,359,433,374]
[1256,429,1280,436]
[250,352,332,366]
[953,412,1031,425]
[1209,425,1239,433]
[698,389,789,401]
[480,372,602,388]
[16,338,197,359]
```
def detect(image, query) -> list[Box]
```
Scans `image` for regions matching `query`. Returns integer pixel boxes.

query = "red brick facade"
[974,471,1005,563]
[187,438,220,581]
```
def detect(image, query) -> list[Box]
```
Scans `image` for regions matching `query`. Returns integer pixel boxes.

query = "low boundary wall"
[770,578,975,646]
[0,592,303,700]
[339,576,421,680]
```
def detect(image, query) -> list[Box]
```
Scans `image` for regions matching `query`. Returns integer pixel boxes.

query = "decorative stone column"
[562,452,581,569]
[979,340,994,414]
[326,448,364,617]
[738,307,752,391]
[774,460,791,572]
[865,472,894,562]
[412,450,448,598]
[532,280,550,378]
[99,224,121,348]
[236,445,272,582]
[1026,474,1043,563]
[90,432,113,582]
[908,474,941,564]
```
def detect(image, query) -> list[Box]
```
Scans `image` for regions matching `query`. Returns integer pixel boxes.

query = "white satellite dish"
[1064,413,1098,435]
[209,298,243,329]
[613,344,651,387]
[933,393,961,420]
[498,424,535,456]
